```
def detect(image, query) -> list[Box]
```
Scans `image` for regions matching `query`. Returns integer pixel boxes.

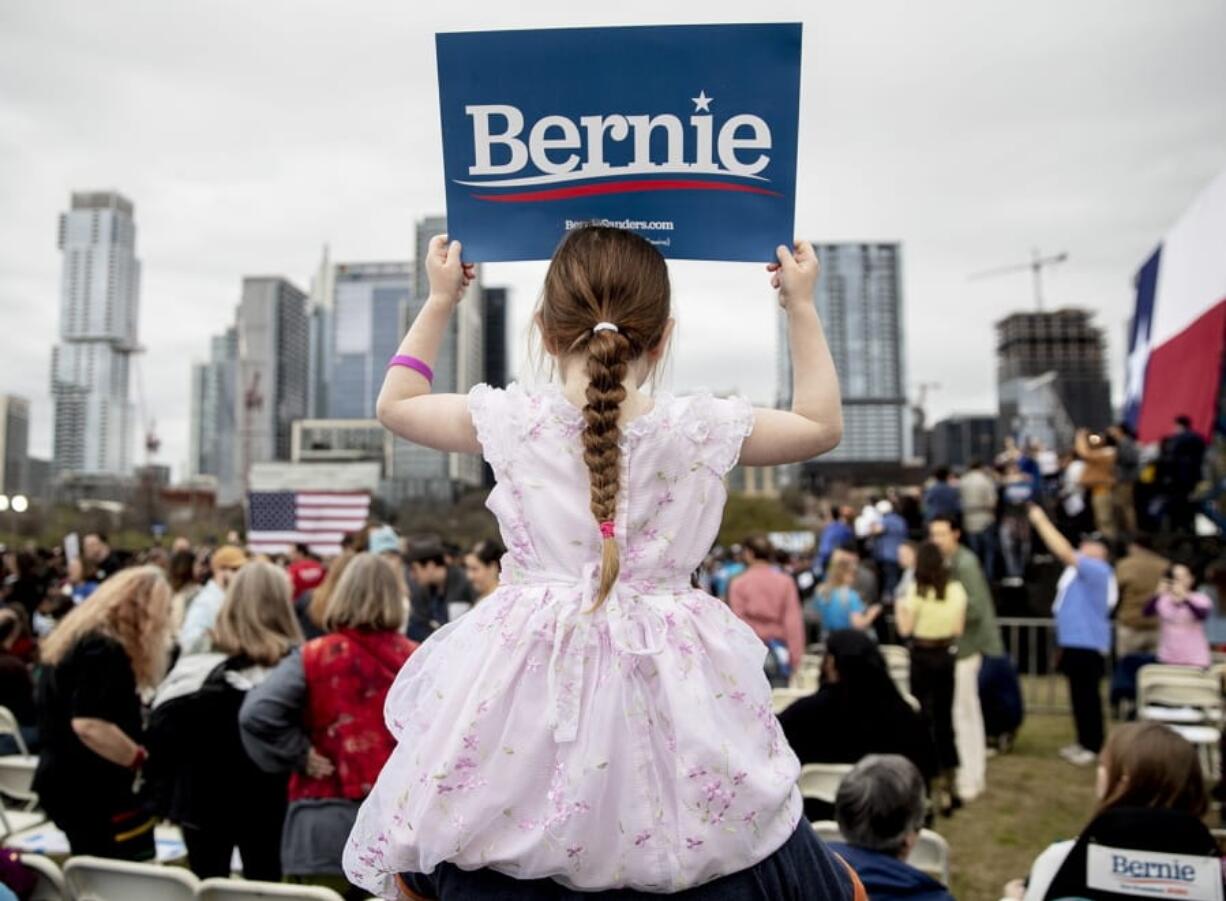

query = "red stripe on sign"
[471,179,783,203]
[1136,297,1226,443]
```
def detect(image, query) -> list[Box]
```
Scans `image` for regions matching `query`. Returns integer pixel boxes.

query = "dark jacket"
[406,566,473,642]
[828,843,953,901]
[146,653,289,830]
[778,631,938,822]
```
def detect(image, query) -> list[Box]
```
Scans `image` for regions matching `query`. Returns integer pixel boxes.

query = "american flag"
[246,491,371,558]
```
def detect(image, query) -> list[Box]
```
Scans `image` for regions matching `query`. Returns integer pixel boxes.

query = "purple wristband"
[388,354,434,384]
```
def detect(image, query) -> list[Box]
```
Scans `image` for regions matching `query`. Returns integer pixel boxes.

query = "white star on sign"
[692,90,713,113]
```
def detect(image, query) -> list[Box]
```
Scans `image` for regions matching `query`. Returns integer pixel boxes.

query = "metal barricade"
[997,616,1070,714]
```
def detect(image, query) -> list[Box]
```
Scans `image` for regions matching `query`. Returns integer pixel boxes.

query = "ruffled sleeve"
[681,393,756,476]
[468,383,508,472]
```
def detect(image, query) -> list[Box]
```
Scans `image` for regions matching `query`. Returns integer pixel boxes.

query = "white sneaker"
[1058,744,1083,760]
[1071,747,1097,766]
[1060,745,1096,766]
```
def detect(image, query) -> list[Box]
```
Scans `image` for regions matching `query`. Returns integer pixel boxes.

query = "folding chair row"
[63,856,346,901]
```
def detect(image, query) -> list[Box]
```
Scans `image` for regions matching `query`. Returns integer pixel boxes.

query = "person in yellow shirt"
[896,542,967,815]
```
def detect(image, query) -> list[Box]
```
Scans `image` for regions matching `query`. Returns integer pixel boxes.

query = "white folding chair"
[771,688,808,714]
[909,828,951,886]
[0,794,45,839]
[198,878,345,901]
[797,763,854,805]
[1138,665,1223,723]
[1167,723,1222,781]
[0,706,29,756]
[20,853,67,901]
[64,855,199,901]
[0,755,40,809]
[810,820,950,885]
[880,644,911,696]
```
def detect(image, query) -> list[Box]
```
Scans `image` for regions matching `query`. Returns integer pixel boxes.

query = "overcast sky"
[2,1,1224,478]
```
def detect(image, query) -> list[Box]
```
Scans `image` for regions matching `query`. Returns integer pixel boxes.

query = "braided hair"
[537,226,671,608]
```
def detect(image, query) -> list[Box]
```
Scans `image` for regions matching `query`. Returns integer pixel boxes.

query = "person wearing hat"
[178,545,248,655]
[366,525,402,559]
[1027,503,1116,767]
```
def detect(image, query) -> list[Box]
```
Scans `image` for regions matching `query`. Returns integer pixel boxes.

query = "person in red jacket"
[241,553,416,899]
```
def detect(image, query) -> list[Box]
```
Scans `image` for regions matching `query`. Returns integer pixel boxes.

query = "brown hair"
[308,550,356,629]
[1095,721,1208,818]
[41,565,172,689]
[914,542,949,600]
[535,226,671,608]
[323,552,407,632]
[212,560,304,666]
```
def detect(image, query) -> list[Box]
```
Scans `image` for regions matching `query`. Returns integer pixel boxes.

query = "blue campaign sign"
[435,24,802,263]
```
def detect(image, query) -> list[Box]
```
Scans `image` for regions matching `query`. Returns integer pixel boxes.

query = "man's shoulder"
[828,843,952,900]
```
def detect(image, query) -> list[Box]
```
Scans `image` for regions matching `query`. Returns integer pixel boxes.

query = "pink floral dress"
[344,382,802,898]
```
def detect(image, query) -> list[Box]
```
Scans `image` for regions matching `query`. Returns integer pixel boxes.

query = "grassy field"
[941,713,1098,901]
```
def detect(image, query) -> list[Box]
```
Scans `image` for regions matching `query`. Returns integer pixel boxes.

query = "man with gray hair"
[828,755,954,901]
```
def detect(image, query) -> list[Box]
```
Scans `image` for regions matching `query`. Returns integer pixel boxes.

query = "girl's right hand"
[766,240,820,310]
[425,234,477,306]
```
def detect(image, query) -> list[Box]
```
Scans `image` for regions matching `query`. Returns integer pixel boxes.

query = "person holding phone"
[1145,563,1212,668]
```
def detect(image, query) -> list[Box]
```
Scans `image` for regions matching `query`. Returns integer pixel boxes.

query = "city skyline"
[2,2,1224,479]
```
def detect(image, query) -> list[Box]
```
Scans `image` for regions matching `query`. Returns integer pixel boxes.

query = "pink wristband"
[388,355,434,384]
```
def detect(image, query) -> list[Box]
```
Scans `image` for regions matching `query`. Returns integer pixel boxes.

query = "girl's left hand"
[426,234,477,306]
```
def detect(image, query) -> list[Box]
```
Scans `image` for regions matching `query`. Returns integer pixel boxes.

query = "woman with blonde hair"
[33,565,172,859]
[808,552,881,636]
[241,552,416,897]
[147,559,303,879]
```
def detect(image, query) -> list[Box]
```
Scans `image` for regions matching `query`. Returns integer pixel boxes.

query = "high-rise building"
[778,243,910,463]
[329,262,413,419]
[235,277,309,487]
[996,309,1111,438]
[928,415,1000,469]
[482,287,509,389]
[188,327,238,500]
[50,191,140,476]
[0,395,29,496]
[306,245,336,419]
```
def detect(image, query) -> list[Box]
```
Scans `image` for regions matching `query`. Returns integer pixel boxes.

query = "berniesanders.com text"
[565,218,674,232]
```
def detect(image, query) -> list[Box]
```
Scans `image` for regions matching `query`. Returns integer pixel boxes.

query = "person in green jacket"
[929,515,1003,804]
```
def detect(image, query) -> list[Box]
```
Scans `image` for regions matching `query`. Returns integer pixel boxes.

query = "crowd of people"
[0,526,504,898]
[1,219,1222,899]
[0,416,1218,898]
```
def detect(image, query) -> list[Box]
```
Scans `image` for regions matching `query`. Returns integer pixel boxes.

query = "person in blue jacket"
[828,755,955,901]
[817,506,855,576]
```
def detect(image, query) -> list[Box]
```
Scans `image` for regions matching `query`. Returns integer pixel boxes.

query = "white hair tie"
[592,322,619,334]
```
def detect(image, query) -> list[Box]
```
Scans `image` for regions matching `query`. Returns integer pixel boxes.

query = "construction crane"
[132,352,160,466]
[968,248,1069,311]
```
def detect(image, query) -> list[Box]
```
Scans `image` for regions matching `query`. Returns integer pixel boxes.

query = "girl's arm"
[853,604,883,629]
[895,597,915,638]
[741,241,843,466]
[375,236,481,453]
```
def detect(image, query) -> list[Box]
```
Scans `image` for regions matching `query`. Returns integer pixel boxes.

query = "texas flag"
[1125,169,1226,442]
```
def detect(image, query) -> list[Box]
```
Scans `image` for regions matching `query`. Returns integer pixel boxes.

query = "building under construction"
[996,308,1112,443]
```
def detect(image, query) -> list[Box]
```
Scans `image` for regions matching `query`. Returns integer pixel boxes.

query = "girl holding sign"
[345,227,849,898]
